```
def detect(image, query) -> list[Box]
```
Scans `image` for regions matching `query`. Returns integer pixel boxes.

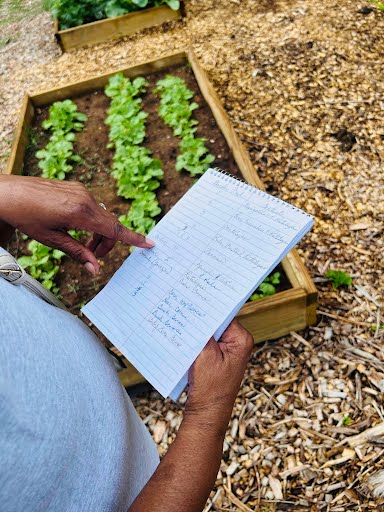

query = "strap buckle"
[0,254,27,285]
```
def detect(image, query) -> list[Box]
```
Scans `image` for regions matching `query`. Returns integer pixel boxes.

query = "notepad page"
[82,169,313,398]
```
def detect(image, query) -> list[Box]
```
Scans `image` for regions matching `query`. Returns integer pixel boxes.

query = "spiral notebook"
[82,168,314,399]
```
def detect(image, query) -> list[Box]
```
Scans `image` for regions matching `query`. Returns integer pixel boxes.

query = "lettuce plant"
[36,99,87,180]
[17,230,84,295]
[176,135,215,176]
[250,272,281,301]
[18,241,65,295]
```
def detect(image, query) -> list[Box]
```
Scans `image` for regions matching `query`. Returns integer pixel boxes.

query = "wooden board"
[55,5,182,52]
[5,96,34,177]
[5,50,318,389]
[31,52,187,106]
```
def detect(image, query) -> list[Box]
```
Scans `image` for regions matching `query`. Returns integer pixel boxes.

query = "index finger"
[81,206,156,249]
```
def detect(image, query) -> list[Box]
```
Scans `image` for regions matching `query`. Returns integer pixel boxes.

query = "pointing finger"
[84,207,155,249]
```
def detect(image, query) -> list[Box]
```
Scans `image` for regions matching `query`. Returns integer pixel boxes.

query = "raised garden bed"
[5,50,318,389]
[52,4,183,52]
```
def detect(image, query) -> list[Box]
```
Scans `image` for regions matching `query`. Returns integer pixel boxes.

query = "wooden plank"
[53,19,63,52]
[30,51,187,106]
[4,95,34,176]
[237,288,308,342]
[118,362,146,388]
[283,250,317,297]
[281,249,318,325]
[56,5,182,52]
[110,349,145,388]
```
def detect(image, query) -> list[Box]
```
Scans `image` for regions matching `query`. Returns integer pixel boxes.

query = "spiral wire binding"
[211,167,311,218]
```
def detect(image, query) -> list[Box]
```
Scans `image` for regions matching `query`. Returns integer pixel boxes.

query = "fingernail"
[145,237,156,248]
[84,262,98,275]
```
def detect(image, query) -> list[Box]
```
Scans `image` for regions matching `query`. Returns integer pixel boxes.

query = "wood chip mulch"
[1,0,384,509]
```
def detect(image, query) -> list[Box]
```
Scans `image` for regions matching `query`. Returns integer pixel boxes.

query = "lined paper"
[82,169,313,398]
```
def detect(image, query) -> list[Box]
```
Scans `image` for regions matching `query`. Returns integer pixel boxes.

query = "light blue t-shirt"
[0,248,159,511]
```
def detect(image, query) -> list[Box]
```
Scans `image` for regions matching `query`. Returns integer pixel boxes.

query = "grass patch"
[0,0,44,28]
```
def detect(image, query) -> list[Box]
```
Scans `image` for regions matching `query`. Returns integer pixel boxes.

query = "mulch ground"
[1,0,384,510]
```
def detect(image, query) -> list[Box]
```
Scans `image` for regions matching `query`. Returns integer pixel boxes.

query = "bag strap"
[0,253,68,311]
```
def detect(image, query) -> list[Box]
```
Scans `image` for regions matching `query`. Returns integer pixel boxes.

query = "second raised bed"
[53,4,183,52]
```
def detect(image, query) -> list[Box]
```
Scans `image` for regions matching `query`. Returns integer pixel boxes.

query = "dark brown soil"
[8,64,291,338]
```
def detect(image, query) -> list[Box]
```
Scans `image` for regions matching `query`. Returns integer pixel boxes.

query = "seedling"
[325,270,352,290]
[18,240,65,295]
[250,272,281,301]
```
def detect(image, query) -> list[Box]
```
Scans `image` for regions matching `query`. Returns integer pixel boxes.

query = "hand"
[0,175,155,274]
[185,320,253,436]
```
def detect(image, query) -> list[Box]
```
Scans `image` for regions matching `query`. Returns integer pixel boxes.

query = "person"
[0,174,253,512]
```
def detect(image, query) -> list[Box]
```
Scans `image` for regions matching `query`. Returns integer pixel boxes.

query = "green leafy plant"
[18,240,65,295]
[44,0,180,30]
[325,270,352,290]
[36,100,87,180]
[155,75,215,176]
[17,230,86,294]
[119,191,161,235]
[176,135,215,176]
[156,75,198,137]
[105,73,163,235]
[112,146,163,198]
[42,99,88,133]
[250,272,281,301]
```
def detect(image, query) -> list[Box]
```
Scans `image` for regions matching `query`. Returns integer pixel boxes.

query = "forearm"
[129,416,225,512]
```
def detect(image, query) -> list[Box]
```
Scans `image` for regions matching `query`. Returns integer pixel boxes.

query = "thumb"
[220,320,254,360]
[192,337,222,370]
[50,231,100,275]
